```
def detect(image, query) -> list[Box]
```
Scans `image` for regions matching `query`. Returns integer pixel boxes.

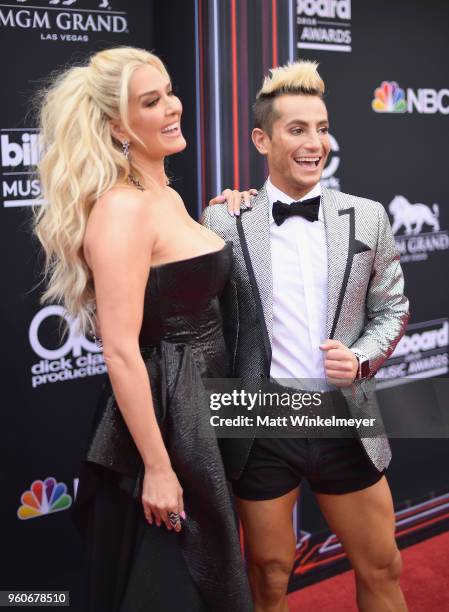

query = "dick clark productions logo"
[29,304,106,388]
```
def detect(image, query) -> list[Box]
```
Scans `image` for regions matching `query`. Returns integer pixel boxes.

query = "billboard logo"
[372,81,449,115]
[1,132,41,167]
[297,0,352,53]
[1,129,43,208]
[376,319,449,387]
[29,304,107,388]
[17,477,72,520]
[388,195,448,263]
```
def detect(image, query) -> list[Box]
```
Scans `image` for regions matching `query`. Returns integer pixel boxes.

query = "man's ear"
[252,128,270,156]
[109,120,128,143]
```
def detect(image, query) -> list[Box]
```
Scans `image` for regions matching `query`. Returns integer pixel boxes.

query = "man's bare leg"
[236,487,299,612]
[316,476,407,612]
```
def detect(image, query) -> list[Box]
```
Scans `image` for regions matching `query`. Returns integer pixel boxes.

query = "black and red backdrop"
[1,0,448,606]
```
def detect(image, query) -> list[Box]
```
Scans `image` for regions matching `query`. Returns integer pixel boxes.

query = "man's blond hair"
[253,60,325,136]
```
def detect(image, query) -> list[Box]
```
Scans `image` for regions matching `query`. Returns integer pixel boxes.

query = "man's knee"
[249,557,294,598]
[355,549,403,588]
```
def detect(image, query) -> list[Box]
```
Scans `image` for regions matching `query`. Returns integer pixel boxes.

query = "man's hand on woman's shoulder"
[209,188,258,216]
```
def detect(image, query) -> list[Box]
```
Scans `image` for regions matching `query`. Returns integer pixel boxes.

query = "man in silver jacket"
[202,60,409,611]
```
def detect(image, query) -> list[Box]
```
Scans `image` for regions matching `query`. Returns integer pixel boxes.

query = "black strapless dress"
[73,242,252,612]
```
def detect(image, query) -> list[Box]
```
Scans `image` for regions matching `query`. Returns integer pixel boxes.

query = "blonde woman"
[34,47,252,612]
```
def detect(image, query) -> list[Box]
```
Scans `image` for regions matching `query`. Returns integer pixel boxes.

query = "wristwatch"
[352,350,370,380]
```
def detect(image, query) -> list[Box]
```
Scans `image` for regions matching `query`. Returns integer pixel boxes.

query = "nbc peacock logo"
[372,81,407,113]
[17,477,72,520]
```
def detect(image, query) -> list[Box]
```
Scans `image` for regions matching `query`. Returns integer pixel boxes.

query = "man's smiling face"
[255,94,331,200]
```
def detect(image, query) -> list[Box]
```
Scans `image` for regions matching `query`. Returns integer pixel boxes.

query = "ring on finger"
[168,511,181,528]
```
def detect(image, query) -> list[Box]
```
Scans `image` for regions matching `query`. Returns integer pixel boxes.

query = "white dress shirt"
[267,177,330,388]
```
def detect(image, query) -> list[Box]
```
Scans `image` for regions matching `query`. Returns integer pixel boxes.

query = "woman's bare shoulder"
[89,185,167,228]
[96,185,148,212]
[85,186,160,266]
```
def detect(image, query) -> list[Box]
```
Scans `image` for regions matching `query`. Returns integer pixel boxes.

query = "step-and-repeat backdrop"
[1,0,448,605]
[0,1,155,606]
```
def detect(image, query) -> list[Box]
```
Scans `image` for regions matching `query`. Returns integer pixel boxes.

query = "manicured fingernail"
[181,511,186,520]
[235,210,240,216]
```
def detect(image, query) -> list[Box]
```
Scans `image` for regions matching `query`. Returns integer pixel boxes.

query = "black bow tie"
[272,195,320,226]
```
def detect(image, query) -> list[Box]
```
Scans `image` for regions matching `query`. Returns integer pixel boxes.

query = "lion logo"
[389,195,440,235]
[17,0,111,6]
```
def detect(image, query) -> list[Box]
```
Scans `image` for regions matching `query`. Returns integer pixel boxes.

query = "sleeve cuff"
[350,349,371,379]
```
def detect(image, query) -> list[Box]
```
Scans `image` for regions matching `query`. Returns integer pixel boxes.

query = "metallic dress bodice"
[138,241,232,377]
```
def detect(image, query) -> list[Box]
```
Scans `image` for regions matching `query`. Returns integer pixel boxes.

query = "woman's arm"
[86,188,183,531]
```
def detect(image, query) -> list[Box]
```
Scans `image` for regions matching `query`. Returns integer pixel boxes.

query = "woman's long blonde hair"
[33,46,169,333]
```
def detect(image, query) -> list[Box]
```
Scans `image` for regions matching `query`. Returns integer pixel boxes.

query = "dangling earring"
[122,139,130,160]
[122,138,145,191]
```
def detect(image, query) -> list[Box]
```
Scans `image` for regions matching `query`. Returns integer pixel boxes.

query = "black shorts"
[231,437,385,500]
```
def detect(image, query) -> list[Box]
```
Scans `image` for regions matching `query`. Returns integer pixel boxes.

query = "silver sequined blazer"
[201,184,410,478]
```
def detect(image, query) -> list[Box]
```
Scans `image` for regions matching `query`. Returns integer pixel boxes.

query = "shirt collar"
[267,178,323,224]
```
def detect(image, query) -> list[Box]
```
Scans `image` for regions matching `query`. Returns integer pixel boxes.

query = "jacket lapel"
[237,186,356,356]
[322,188,356,340]
[238,185,273,357]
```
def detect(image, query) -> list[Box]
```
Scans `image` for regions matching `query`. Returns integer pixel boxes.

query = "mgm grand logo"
[0,1,128,41]
[388,195,449,263]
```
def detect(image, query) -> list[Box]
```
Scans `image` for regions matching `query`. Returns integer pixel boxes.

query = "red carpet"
[287,531,449,611]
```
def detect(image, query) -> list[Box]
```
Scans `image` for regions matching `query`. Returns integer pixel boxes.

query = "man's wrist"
[351,349,370,379]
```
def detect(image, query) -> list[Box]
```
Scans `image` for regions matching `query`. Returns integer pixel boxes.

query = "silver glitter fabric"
[201,184,409,475]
